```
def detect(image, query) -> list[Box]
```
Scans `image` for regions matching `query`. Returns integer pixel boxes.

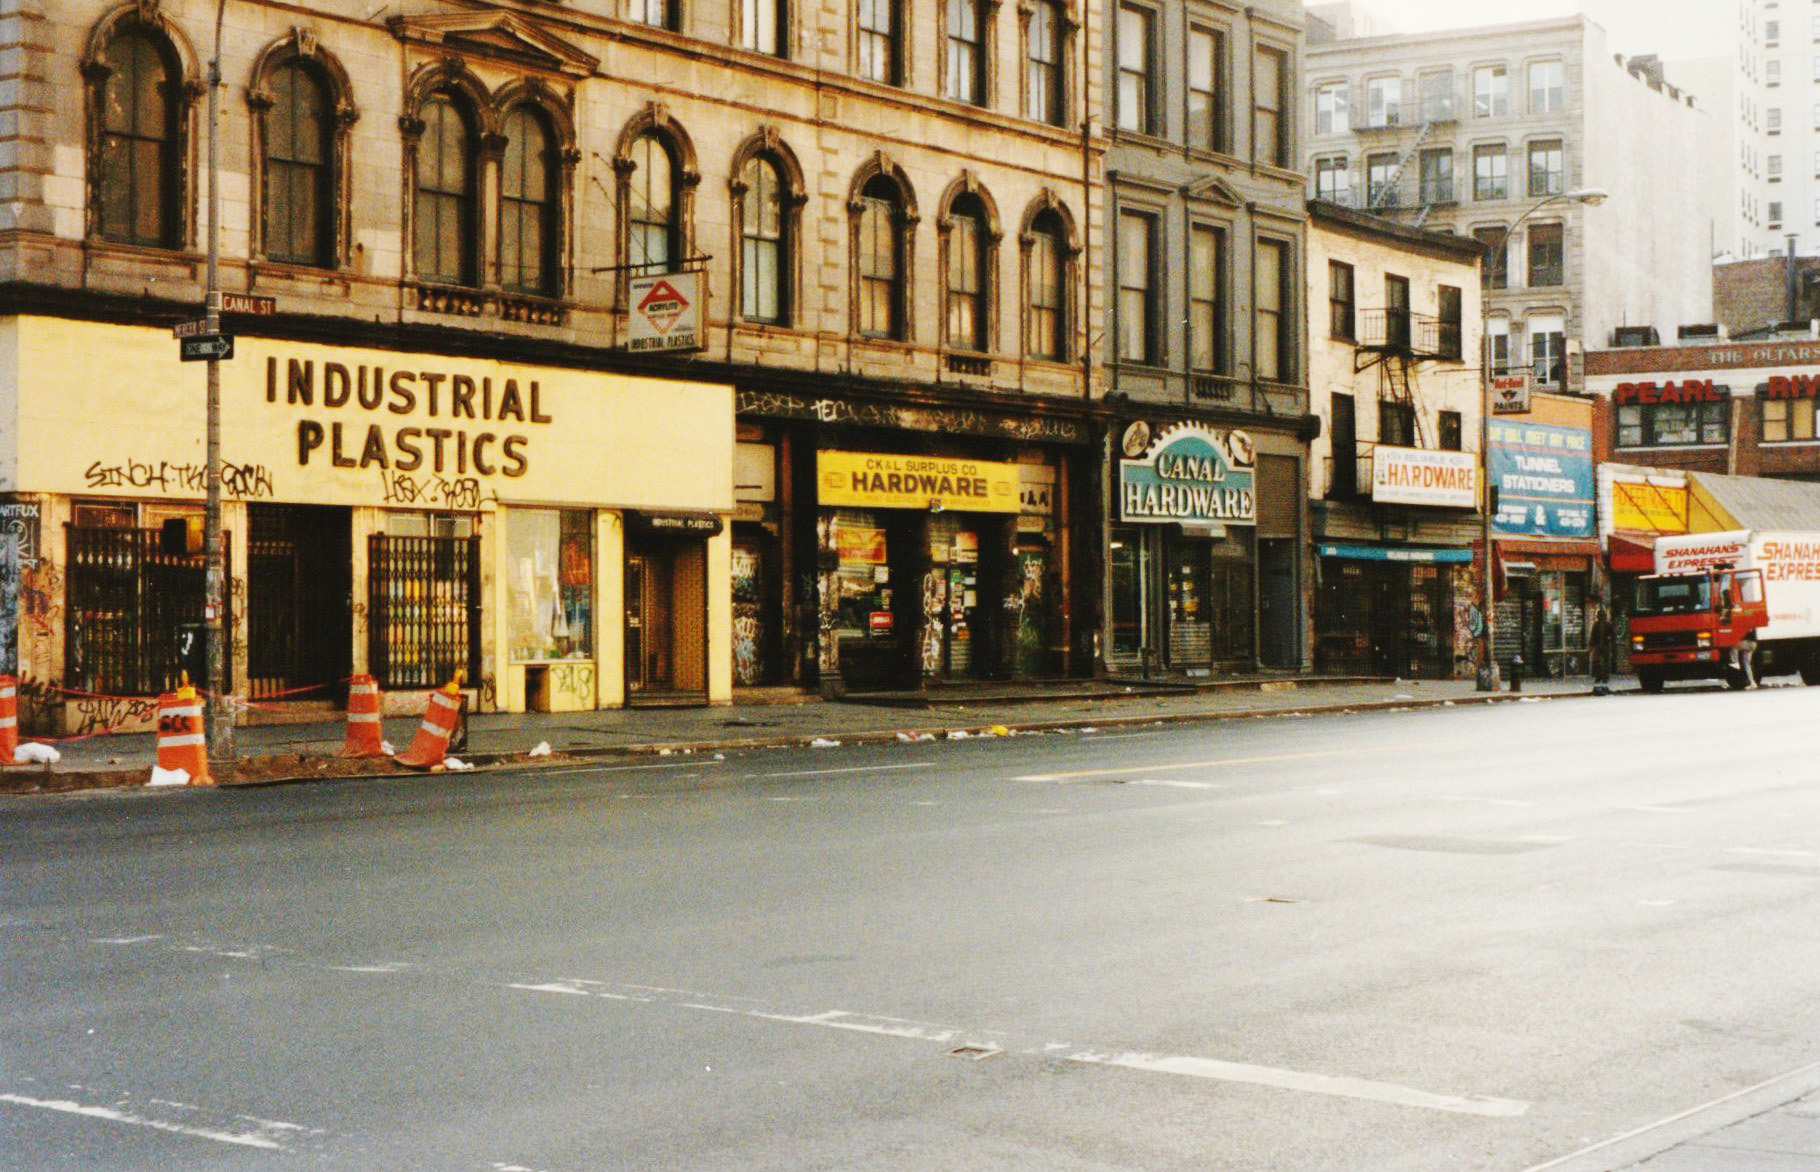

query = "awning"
[1608,533,1656,573]
[1493,538,1599,572]
[1318,543,1474,564]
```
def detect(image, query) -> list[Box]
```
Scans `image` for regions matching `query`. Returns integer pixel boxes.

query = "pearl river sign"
[1118,425,1257,528]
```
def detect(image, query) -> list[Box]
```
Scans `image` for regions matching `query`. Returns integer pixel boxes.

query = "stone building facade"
[1303,13,1716,397]
[0,0,1106,730]
[1102,0,1313,678]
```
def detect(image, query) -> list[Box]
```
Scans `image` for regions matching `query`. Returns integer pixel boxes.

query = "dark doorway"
[248,505,351,701]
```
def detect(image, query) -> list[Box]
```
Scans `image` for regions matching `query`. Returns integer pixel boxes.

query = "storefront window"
[830,510,889,639]
[507,508,593,661]
[1616,402,1728,447]
[1109,525,1148,661]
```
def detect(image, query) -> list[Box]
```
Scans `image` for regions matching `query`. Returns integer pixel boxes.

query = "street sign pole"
[204,0,233,770]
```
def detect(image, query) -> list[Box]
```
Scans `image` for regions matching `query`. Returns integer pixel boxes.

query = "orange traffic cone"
[394,672,464,769]
[338,674,387,758]
[153,675,214,787]
[0,675,17,764]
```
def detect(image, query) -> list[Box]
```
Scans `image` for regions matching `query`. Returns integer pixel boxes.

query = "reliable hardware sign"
[1118,424,1256,528]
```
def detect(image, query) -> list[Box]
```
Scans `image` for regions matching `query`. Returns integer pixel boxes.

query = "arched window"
[1027,209,1068,361]
[414,92,476,286]
[857,174,905,339]
[628,132,678,273]
[98,29,179,247]
[264,61,331,267]
[500,105,557,296]
[739,154,785,323]
[945,194,988,350]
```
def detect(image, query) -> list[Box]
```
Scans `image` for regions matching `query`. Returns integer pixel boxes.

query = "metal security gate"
[66,526,231,696]
[367,534,480,689]
[248,505,351,701]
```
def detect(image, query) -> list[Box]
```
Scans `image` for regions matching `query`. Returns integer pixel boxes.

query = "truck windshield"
[1634,575,1712,616]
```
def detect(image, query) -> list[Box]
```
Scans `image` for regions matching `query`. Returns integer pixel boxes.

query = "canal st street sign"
[219,292,277,316]
[1371,446,1477,509]
[1118,424,1256,527]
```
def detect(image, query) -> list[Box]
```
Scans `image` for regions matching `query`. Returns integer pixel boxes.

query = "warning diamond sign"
[628,272,702,352]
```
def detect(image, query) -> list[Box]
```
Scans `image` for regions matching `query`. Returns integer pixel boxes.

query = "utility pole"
[204,0,233,767]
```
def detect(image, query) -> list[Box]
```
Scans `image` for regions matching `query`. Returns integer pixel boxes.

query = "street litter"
[13,743,59,764]
[380,741,395,756]
[528,741,553,757]
[1078,727,1099,734]
[986,725,1011,737]
[946,730,970,740]
[147,766,189,787]
[441,756,473,771]
[810,737,841,748]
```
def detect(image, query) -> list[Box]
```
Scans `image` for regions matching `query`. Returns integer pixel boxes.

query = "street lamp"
[204,0,232,765]
[1476,187,1609,692]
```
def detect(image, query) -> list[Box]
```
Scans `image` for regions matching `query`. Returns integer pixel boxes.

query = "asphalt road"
[4,688,1820,1170]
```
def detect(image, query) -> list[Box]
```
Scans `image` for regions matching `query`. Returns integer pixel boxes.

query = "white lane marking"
[92,935,164,945]
[1079,731,1166,741]
[0,1092,303,1151]
[503,979,1523,1117]
[1728,847,1816,859]
[1065,1051,1527,1118]
[763,763,934,778]
[1620,805,1694,815]
[1433,796,1537,809]
[1126,779,1222,790]
[1014,739,1469,783]
[323,962,411,974]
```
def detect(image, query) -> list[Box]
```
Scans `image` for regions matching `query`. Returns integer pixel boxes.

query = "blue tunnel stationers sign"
[1488,420,1594,539]
[1118,424,1257,529]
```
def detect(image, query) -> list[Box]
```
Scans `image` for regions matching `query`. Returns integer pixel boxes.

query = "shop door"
[249,505,350,701]
[626,540,708,701]
[1369,567,1403,676]
[1258,538,1298,668]
[924,519,982,680]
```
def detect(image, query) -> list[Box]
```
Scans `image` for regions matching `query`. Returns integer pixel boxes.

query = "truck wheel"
[1725,666,1750,690]
[1802,657,1820,686]
[1638,668,1666,694]
[1726,646,1758,690]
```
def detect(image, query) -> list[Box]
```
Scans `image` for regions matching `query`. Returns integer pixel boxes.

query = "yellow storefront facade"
[0,316,733,733]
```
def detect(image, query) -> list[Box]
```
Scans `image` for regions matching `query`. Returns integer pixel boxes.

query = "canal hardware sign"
[1118,424,1256,527]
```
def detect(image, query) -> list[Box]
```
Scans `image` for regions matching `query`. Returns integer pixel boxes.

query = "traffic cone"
[338,674,387,758]
[394,672,464,769]
[0,675,17,764]
[153,675,214,787]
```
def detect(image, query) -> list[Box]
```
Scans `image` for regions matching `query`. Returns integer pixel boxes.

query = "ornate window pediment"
[388,11,599,78]
[1182,174,1243,208]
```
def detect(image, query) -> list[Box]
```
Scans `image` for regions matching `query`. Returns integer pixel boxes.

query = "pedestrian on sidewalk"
[1590,606,1613,693]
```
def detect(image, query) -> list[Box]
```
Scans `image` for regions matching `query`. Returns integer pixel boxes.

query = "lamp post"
[1477,186,1608,692]
[204,0,233,764]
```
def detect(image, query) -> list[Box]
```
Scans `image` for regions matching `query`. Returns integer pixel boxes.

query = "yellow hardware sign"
[817,450,1020,513]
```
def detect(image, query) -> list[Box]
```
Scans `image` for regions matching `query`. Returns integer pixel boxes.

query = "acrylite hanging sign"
[1118,424,1256,526]
[627,272,703,352]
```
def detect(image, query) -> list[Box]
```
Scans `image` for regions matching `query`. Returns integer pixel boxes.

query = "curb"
[0,687,1599,797]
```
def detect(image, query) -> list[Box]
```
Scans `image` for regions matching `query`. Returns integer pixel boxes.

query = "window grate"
[367,534,480,689]
[65,526,231,697]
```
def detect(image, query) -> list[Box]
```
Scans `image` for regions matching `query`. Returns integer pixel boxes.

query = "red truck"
[1629,530,1820,692]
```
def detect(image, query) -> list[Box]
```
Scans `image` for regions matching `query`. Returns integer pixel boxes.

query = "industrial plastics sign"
[1489,420,1594,539]
[1118,425,1256,527]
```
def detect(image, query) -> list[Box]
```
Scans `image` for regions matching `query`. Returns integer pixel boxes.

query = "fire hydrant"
[1509,654,1524,693]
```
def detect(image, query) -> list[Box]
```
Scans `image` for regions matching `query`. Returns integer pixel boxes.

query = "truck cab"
[1629,568,1768,692]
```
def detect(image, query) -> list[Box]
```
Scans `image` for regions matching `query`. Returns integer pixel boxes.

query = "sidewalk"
[0,673,1607,795]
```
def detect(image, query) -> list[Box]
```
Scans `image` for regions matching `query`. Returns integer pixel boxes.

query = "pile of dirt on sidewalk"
[1,747,584,796]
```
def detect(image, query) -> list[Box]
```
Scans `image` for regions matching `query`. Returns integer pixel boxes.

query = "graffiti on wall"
[547,661,595,708]
[378,471,495,510]
[85,459,275,499]
[736,390,1088,445]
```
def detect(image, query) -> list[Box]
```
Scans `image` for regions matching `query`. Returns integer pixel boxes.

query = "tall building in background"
[1304,9,1718,384]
